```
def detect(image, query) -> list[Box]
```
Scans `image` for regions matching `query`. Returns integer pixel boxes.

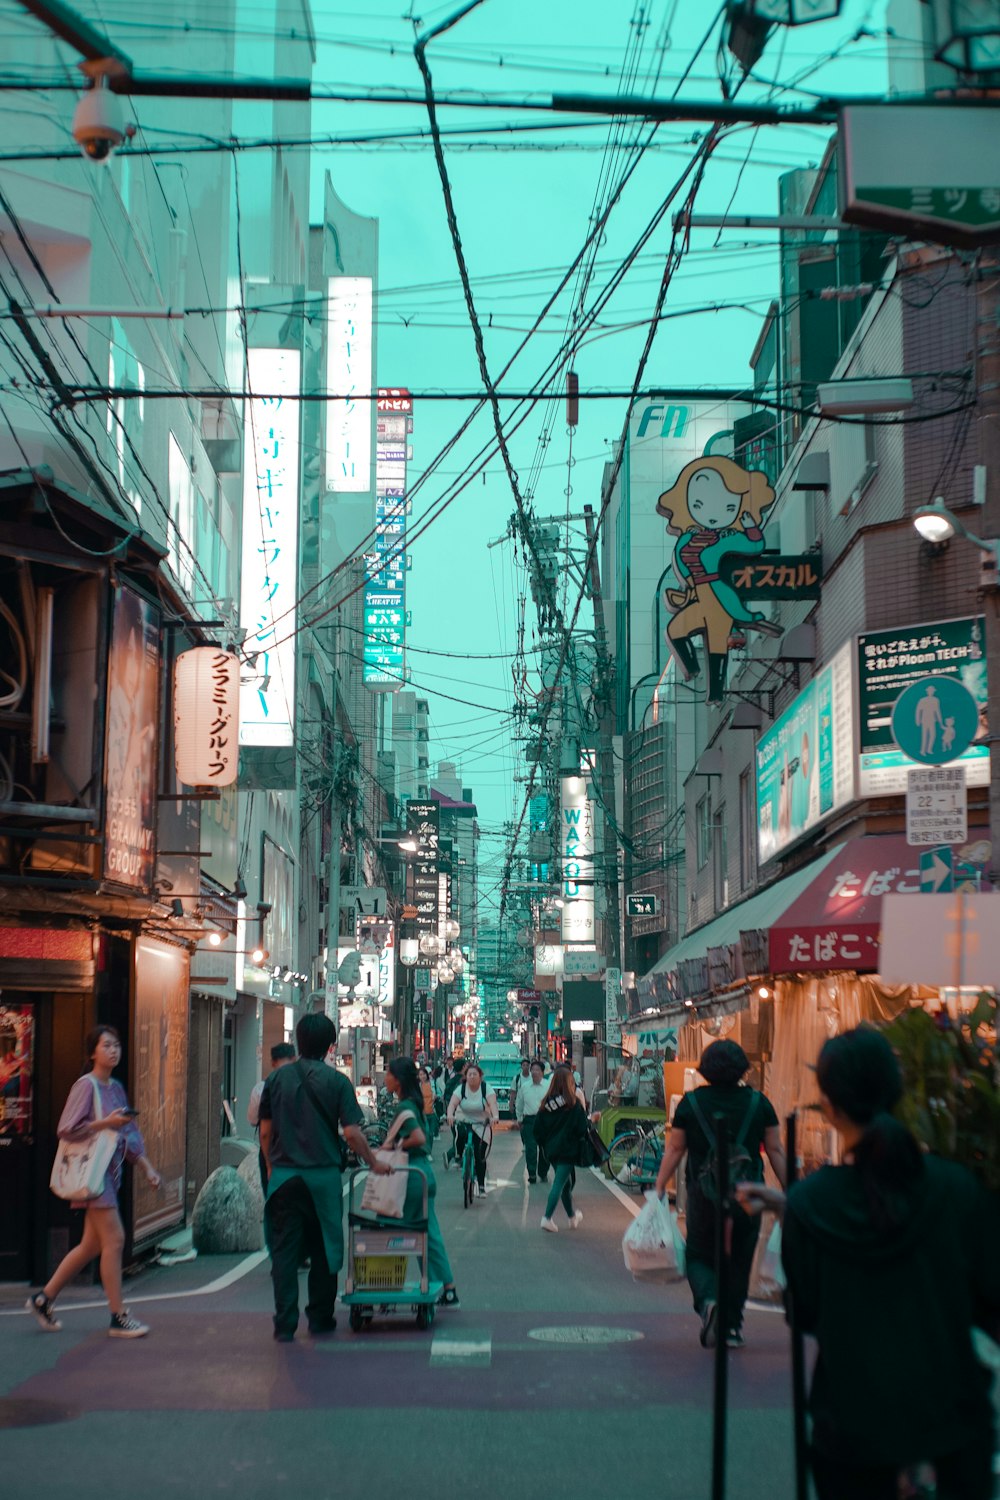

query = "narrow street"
[2,1131,795,1500]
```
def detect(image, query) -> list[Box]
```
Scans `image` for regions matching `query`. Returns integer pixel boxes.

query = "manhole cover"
[527,1326,644,1345]
[0,1398,79,1429]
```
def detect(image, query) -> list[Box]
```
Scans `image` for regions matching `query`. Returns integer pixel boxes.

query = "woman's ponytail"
[851,1110,925,1232]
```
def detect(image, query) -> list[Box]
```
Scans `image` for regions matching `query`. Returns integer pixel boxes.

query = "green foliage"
[882,998,1000,1193]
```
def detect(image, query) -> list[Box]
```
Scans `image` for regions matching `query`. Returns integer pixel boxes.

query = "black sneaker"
[726,1328,745,1349]
[273,1329,295,1343]
[699,1301,718,1349]
[527,1176,537,1184]
[438,1287,460,1308]
[477,1183,486,1196]
[108,1309,149,1339]
[307,1317,337,1335]
[25,1292,61,1332]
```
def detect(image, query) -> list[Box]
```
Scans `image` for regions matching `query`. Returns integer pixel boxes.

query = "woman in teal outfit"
[384,1057,459,1309]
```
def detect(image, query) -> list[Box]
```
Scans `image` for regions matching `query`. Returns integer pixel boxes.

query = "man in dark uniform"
[259,1013,388,1342]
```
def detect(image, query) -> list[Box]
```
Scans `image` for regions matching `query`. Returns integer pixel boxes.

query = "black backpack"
[686,1088,761,1205]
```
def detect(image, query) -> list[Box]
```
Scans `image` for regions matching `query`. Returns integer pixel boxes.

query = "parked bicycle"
[607,1119,666,1189]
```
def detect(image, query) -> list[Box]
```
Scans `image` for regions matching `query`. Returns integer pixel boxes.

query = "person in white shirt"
[445,1063,499,1196]
[509,1058,531,1118]
[248,1043,296,1195]
[515,1059,550,1183]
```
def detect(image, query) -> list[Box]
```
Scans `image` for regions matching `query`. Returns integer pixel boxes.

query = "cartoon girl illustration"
[657,455,780,703]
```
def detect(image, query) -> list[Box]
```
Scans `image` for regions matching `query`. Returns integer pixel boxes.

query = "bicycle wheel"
[608,1130,642,1187]
[462,1149,474,1208]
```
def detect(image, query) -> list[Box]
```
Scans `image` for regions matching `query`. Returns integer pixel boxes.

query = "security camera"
[72,78,128,161]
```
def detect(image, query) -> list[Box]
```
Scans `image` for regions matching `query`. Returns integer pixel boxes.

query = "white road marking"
[430,1330,492,1366]
[588,1165,641,1218]
[4,1250,269,1316]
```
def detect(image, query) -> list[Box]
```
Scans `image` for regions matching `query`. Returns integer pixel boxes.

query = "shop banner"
[857,616,989,795]
[0,1003,34,1139]
[104,586,159,890]
[756,642,854,864]
[133,937,189,1243]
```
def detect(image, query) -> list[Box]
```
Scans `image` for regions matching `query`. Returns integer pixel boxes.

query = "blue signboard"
[891,675,979,765]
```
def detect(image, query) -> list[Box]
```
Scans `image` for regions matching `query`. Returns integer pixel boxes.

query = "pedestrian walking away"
[417,1064,439,1144]
[740,1026,1000,1500]
[515,1059,550,1183]
[532,1066,589,1232]
[445,1063,498,1193]
[247,1041,297,1196]
[26,1025,162,1340]
[384,1057,459,1308]
[654,1039,786,1349]
[258,1012,389,1342]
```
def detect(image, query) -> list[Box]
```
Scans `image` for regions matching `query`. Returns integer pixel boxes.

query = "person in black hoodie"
[533,1066,589,1233]
[741,1025,999,1500]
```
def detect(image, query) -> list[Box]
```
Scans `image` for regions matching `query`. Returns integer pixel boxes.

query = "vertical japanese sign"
[326,276,372,493]
[104,585,159,890]
[407,800,440,941]
[561,775,595,943]
[755,642,854,864]
[239,346,301,748]
[857,617,989,795]
[364,387,412,690]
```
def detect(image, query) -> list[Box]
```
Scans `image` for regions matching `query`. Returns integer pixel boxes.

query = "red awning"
[769,835,926,974]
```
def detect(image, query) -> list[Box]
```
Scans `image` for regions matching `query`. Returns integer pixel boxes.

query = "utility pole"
[583,503,622,1088]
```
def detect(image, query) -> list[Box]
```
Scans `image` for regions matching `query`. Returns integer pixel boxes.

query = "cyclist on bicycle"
[445,1063,498,1196]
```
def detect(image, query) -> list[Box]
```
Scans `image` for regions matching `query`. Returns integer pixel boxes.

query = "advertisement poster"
[857,617,989,795]
[104,586,160,890]
[0,1004,34,1138]
[756,643,854,864]
[133,937,189,1243]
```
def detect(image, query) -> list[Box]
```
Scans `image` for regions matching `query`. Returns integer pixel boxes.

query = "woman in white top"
[445,1063,499,1196]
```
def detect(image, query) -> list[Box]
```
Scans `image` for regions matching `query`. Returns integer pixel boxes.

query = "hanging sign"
[174,648,239,786]
[718,552,822,600]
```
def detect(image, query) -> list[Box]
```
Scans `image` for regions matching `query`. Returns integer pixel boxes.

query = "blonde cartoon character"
[657,455,779,702]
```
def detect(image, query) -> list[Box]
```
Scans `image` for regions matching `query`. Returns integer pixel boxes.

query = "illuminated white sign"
[326,276,372,493]
[239,347,300,748]
[561,775,595,943]
[174,648,239,786]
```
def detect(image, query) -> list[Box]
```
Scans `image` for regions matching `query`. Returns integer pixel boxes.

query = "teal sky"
[308,0,893,910]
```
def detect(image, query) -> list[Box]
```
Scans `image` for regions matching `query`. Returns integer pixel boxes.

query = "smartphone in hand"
[120,1108,140,1118]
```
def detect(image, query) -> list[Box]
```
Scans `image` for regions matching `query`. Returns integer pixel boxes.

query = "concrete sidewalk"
[1,1131,798,1500]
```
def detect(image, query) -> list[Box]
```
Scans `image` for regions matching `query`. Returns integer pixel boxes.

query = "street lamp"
[913,498,1000,575]
[399,936,420,966]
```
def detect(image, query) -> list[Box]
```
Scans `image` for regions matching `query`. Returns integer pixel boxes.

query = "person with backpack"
[654,1039,786,1349]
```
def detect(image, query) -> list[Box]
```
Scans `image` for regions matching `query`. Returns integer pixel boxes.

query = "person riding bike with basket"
[445,1062,498,1196]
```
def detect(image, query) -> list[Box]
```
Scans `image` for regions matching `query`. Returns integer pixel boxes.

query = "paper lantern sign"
[174,648,239,786]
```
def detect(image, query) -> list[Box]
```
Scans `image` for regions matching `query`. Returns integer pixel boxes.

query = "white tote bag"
[359,1112,410,1218]
[49,1076,119,1202]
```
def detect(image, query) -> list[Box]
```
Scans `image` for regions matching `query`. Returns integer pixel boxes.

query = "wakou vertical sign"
[561,775,595,944]
[239,347,300,748]
[104,585,160,890]
[326,277,373,492]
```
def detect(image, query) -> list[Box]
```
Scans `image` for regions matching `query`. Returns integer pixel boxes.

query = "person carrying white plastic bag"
[622,1190,686,1280]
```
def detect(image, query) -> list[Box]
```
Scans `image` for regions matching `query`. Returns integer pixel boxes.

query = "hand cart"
[342,1167,443,1332]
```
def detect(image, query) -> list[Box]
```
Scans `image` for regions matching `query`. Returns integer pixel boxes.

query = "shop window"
[714,803,729,911]
[696,795,711,870]
[740,770,756,892]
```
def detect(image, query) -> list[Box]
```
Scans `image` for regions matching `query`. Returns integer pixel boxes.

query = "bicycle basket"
[352,1254,408,1291]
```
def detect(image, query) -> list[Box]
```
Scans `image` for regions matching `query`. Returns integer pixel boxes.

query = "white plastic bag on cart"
[622,1190,686,1281]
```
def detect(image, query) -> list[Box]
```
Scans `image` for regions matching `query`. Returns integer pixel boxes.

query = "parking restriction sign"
[905,765,967,847]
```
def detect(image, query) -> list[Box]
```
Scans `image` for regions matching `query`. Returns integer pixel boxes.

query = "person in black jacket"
[533,1067,589,1233]
[739,1026,1000,1500]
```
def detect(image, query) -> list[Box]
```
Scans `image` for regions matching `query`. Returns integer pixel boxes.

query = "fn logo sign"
[626,894,658,917]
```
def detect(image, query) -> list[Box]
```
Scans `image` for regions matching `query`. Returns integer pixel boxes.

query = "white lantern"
[443,917,461,941]
[174,648,240,786]
[447,950,465,975]
[419,933,442,957]
[399,937,420,967]
[437,963,455,984]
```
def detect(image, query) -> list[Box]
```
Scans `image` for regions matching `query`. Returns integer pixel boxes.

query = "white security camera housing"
[72,81,125,162]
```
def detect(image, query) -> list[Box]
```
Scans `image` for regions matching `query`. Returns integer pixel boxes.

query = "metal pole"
[786,1112,808,1500]
[712,1113,730,1500]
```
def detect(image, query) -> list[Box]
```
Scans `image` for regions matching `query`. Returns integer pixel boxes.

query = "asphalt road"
[1,1129,798,1500]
